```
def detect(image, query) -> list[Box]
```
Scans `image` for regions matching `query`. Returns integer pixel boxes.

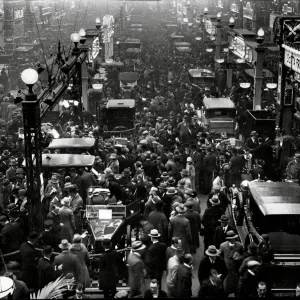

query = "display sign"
[269,13,278,29]
[14,9,24,20]
[233,36,245,58]
[284,46,300,74]
[177,3,182,15]
[243,1,254,20]
[230,3,239,13]
[205,19,215,35]
[217,0,223,8]
[295,72,300,82]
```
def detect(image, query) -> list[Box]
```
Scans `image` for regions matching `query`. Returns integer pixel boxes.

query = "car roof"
[125,38,140,43]
[203,98,235,109]
[118,72,139,81]
[175,42,191,46]
[249,181,300,215]
[48,138,95,149]
[106,99,135,109]
[125,48,141,53]
[188,69,215,78]
[42,154,95,167]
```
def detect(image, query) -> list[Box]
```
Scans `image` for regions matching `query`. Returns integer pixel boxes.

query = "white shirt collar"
[248,269,255,276]
[209,257,215,264]
[152,240,159,244]
[184,263,192,268]
[223,225,228,232]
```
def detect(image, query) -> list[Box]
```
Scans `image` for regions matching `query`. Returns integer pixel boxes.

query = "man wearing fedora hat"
[98,239,119,298]
[53,239,81,283]
[148,201,168,244]
[19,231,41,290]
[202,195,223,251]
[58,198,75,242]
[37,245,56,289]
[184,201,201,254]
[145,229,167,288]
[245,131,259,151]
[68,185,83,233]
[198,245,227,285]
[69,168,84,200]
[219,230,244,296]
[214,215,235,249]
[203,146,217,194]
[180,169,192,189]
[45,174,62,200]
[144,187,161,218]
[168,203,192,254]
[6,158,18,181]
[127,241,146,298]
[40,219,60,252]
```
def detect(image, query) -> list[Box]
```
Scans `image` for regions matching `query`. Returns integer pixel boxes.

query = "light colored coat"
[127,252,145,297]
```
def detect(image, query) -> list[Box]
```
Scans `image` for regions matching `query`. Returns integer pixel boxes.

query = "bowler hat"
[131,241,146,251]
[225,230,238,240]
[218,215,229,223]
[161,172,169,179]
[205,245,220,257]
[44,219,53,228]
[166,187,177,195]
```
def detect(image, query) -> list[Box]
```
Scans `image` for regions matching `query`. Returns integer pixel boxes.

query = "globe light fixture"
[21,68,38,94]
[266,83,277,89]
[204,7,208,15]
[229,16,235,29]
[223,48,229,53]
[240,82,251,89]
[92,83,103,90]
[0,277,14,298]
[206,48,214,53]
[236,58,245,64]
[62,100,70,108]
[256,27,265,44]
[73,100,79,106]
[79,28,86,37]
[210,36,216,41]
[71,33,81,43]
[217,12,222,22]
[95,17,101,29]
[195,37,202,41]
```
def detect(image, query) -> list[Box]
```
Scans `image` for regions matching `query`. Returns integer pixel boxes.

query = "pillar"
[253,47,265,110]
[215,22,222,69]
[24,0,35,41]
[3,0,15,53]
[81,61,89,111]
[226,34,233,89]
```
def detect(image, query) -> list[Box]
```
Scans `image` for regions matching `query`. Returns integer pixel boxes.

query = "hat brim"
[148,233,161,237]
[225,235,238,240]
[176,207,187,213]
[205,249,220,256]
[59,243,71,249]
[132,244,146,251]
[209,198,220,205]
[166,191,176,195]
[218,218,229,223]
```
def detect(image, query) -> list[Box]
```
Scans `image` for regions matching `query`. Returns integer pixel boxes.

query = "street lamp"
[217,12,222,22]
[21,67,42,232]
[266,83,277,89]
[204,7,208,15]
[240,82,251,89]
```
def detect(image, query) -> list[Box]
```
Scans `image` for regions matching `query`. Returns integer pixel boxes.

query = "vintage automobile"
[230,181,300,292]
[119,72,139,98]
[84,187,141,253]
[200,97,237,136]
[188,68,215,90]
[47,138,96,154]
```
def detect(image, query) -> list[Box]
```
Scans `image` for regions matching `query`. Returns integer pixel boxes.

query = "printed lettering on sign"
[284,48,300,74]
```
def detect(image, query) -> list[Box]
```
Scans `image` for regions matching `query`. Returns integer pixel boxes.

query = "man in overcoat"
[20,231,41,290]
[184,201,201,254]
[168,203,192,254]
[213,215,235,249]
[175,254,193,298]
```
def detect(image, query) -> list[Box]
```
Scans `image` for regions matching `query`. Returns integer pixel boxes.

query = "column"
[226,34,233,89]
[253,47,265,110]
[81,61,89,111]
[3,0,15,53]
[215,22,222,69]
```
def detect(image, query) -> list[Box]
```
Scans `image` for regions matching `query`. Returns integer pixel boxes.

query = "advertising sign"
[277,63,282,105]
[205,19,215,35]
[231,3,239,13]
[284,46,300,74]
[217,0,223,8]
[243,1,254,20]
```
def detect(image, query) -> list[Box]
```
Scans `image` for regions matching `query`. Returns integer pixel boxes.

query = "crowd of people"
[0,3,299,300]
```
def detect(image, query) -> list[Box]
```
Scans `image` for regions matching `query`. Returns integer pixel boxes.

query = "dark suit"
[53,251,81,283]
[198,255,227,284]
[245,137,259,151]
[146,242,167,286]
[184,208,201,253]
[148,210,168,243]
[176,264,192,298]
[20,241,40,290]
[236,268,260,297]
[0,222,21,253]
[81,171,97,203]
[143,159,159,184]
[144,289,167,298]
[203,153,217,194]
[37,257,56,289]
[47,211,61,235]
[198,277,225,297]
[118,154,129,173]
[228,154,245,187]
[12,279,29,300]
[214,225,234,249]
[202,205,224,250]
[59,206,75,242]
[40,230,60,252]
[206,192,229,213]
[98,249,119,298]
[71,174,84,200]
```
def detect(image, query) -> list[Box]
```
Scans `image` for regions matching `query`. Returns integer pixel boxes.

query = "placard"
[99,209,112,220]
[284,46,300,74]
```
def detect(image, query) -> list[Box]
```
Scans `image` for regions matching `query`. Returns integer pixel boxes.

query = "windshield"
[206,109,236,118]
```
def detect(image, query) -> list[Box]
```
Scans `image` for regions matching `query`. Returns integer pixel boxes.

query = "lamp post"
[253,27,265,111]
[95,17,103,63]
[202,7,208,56]
[21,68,43,232]
[215,12,222,69]
[226,16,235,89]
